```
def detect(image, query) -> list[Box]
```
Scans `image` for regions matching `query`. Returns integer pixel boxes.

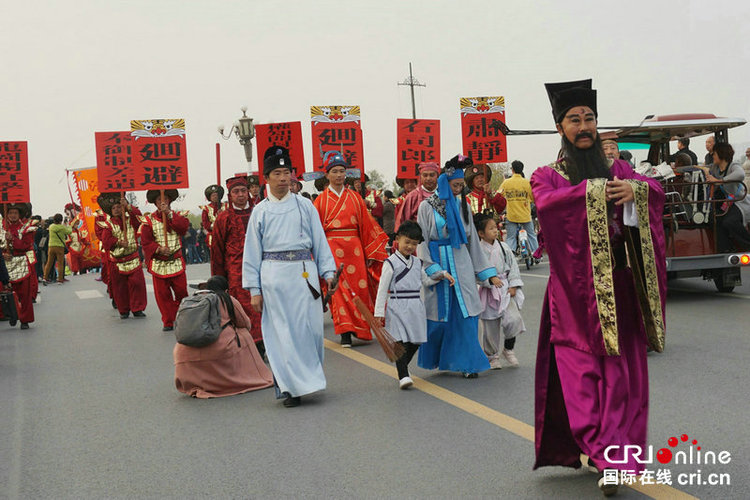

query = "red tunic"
[94,212,113,298]
[395,186,435,228]
[201,201,225,247]
[211,204,262,343]
[314,188,388,339]
[139,211,189,328]
[100,208,147,315]
[466,189,507,216]
[2,219,35,323]
[364,188,384,219]
[139,211,189,277]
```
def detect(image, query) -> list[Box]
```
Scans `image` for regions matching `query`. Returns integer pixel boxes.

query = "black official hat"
[545,79,597,124]
[263,145,293,177]
[204,184,224,202]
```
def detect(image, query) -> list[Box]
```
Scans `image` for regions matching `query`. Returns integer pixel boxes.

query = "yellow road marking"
[325,339,697,500]
[668,287,750,299]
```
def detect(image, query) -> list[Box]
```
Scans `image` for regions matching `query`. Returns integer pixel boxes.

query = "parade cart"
[612,114,749,292]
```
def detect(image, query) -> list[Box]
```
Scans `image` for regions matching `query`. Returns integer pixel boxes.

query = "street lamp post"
[218,106,255,174]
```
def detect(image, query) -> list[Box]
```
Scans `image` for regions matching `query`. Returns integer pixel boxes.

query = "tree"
[126,192,139,207]
[365,170,387,190]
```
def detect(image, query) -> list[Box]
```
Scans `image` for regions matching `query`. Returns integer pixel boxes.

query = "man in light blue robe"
[243,146,337,408]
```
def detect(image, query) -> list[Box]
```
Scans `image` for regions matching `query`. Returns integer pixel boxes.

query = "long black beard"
[560,135,611,185]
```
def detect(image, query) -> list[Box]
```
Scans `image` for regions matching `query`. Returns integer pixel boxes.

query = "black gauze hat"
[263,145,292,177]
[544,79,597,124]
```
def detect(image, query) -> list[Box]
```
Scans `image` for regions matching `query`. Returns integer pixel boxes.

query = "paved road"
[1,263,747,499]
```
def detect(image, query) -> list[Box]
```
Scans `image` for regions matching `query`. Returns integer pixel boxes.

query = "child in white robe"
[474,213,526,369]
[374,221,454,389]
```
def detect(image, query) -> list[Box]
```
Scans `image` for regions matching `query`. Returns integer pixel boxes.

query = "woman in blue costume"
[417,155,503,377]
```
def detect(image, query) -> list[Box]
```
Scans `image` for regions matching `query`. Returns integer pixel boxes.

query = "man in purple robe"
[531,79,667,496]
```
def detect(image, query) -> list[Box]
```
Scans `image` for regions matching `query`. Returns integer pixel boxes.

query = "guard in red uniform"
[211,175,264,353]
[464,163,507,218]
[98,193,147,319]
[2,203,36,329]
[248,173,263,209]
[64,203,86,274]
[139,190,189,332]
[93,208,116,307]
[200,184,225,249]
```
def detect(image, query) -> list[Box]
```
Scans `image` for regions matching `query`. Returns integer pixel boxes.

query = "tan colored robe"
[173,296,273,398]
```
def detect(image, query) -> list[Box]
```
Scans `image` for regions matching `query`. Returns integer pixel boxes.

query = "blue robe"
[243,193,336,398]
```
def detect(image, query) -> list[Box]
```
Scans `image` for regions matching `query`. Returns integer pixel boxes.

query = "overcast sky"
[3,0,749,216]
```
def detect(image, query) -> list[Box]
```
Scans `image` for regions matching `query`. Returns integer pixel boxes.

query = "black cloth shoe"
[132,311,146,318]
[283,394,301,407]
[162,326,174,332]
[111,299,118,309]
[120,312,130,319]
[20,323,30,330]
[340,332,352,348]
[462,372,478,379]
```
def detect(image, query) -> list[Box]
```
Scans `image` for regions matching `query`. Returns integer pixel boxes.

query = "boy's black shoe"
[132,311,146,318]
[20,323,29,330]
[120,312,130,319]
[163,326,174,332]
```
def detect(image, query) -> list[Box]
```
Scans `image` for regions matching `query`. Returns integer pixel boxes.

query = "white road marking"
[519,273,548,279]
[75,289,104,299]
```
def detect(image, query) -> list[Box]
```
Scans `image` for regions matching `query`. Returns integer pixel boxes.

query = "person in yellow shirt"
[499,161,538,255]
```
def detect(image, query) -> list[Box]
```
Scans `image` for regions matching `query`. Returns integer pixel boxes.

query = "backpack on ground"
[174,290,230,347]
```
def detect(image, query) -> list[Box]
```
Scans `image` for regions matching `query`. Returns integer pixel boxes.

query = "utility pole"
[397,62,426,119]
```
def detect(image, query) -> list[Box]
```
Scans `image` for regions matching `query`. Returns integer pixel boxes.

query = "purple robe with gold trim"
[531,159,667,473]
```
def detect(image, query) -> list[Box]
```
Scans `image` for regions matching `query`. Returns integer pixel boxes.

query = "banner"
[396,119,440,180]
[460,96,507,163]
[70,167,102,267]
[255,121,306,183]
[0,141,30,203]
[310,105,364,173]
[129,118,189,190]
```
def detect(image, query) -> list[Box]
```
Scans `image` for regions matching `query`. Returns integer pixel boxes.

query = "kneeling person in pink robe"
[532,79,667,496]
[174,276,273,398]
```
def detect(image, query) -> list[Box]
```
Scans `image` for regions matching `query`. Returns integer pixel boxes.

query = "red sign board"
[396,119,440,179]
[460,96,507,163]
[95,132,135,192]
[131,135,189,189]
[255,122,306,183]
[0,141,30,203]
[96,131,189,192]
[461,114,507,163]
[310,105,364,173]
